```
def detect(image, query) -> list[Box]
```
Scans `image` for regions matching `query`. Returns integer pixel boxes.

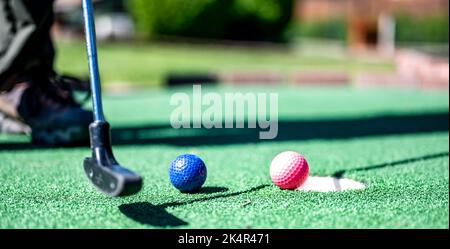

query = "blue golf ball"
[169,154,207,192]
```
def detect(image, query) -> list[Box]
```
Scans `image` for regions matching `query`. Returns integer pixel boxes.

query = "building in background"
[295,0,449,54]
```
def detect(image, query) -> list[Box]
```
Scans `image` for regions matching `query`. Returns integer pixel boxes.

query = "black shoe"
[0,72,93,146]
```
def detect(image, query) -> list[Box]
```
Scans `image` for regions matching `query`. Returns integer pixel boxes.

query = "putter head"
[84,121,142,197]
[83,158,142,197]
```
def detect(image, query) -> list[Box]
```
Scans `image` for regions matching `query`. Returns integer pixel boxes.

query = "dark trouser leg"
[0,0,55,91]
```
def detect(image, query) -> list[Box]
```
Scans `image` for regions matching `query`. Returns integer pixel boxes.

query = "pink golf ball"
[270,151,309,189]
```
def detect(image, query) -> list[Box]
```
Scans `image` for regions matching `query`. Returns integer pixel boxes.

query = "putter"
[82,0,142,197]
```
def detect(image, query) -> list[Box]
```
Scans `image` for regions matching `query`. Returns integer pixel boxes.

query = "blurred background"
[52,0,449,91]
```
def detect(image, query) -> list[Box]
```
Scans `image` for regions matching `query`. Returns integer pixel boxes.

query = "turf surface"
[0,85,448,228]
[54,41,393,87]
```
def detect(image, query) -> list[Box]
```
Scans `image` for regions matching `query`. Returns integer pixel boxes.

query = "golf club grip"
[82,0,105,122]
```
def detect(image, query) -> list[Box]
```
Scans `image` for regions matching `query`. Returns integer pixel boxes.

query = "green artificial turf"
[0,85,448,228]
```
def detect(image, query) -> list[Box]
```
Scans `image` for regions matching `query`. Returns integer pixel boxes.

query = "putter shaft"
[81,0,143,197]
[82,0,105,121]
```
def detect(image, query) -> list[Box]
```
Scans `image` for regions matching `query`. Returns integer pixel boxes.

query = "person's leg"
[0,0,55,91]
[0,0,93,145]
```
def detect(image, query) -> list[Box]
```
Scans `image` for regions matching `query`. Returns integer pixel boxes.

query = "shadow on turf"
[110,111,450,146]
[333,151,449,178]
[119,184,270,227]
[196,186,229,194]
[0,112,448,150]
[118,202,188,227]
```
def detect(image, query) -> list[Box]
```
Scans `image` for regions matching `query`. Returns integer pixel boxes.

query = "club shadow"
[119,184,270,227]
[118,202,188,227]
[333,151,449,178]
[195,186,229,194]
